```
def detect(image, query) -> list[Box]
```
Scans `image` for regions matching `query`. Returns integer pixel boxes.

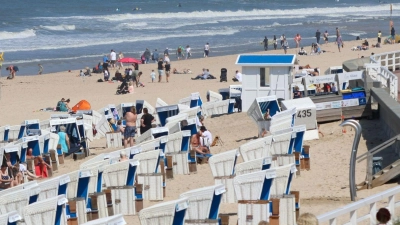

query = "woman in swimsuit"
[0,164,17,188]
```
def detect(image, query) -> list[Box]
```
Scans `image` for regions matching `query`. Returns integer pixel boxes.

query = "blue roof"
[236,54,296,66]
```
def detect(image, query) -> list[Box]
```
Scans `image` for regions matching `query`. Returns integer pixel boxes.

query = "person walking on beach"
[263,36,268,51]
[324,30,329,44]
[294,33,302,48]
[336,27,340,39]
[282,38,289,54]
[336,35,343,52]
[118,52,124,69]
[204,43,210,57]
[280,34,285,48]
[150,70,156,82]
[164,47,169,56]
[38,64,43,75]
[165,61,171,82]
[391,26,395,44]
[377,30,382,44]
[315,29,321,44]
[124,106,137,148]
[144,48,151,64]
[152,49,159,63]
[157,58,164,82]
[186,45,191,59]
[273,35,278,50]
[176,46,183,60]
[110,50,117,68]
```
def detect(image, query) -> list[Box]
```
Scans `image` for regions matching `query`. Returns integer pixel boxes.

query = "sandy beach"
[1,39,400,224]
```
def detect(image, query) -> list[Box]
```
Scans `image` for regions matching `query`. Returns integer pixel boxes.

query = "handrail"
[356,134,400,162]
[318,185,400,224]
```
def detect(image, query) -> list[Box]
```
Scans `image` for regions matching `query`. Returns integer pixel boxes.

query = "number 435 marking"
[297,109,312,118]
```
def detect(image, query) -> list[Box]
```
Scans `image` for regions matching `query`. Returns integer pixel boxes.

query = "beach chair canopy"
[37,174,70,201]
[234,169,276,201]
[247,96,280,125]
[156,105,180,126]
[81,214,126,225]
[72,100,91,113]
[0,211,22,225]
[239,136,273,161]
[139,198,188,225]
[23,194,68,225]
[235,157,272,176]
[207,90,223,103]
[180,184,226,220]
[209,149,240,177]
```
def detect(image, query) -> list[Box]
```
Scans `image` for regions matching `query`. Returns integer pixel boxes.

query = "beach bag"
[13,66,19,72]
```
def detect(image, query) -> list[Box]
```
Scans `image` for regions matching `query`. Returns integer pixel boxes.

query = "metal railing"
[318,185,400,224]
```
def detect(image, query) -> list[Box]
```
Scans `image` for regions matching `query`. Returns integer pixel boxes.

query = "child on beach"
[150,70,156,82]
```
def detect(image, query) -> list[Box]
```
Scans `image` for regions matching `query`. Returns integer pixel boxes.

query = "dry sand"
[1,40,400,224]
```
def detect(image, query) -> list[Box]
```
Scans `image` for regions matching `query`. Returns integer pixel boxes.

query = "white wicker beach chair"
[270,131,293,155]
[103,161,130,187]
[165,113,188,125]
[0,211,22,225]
[270,164,296,196]
[180,184,225,222]
[209,149,239,203]
[164,131,183,154]
[156,98,168,107]
[239,136,273,162]
[8,125,21,141]
[137,173,163,201]
[179,106,200,120]
[23,194,68,225]
[110,186,136,215]
[234,170,276,225]
[235,157,273,176]
[140,139,160,153]
[94,115,111,138]
[164,121,181,134]
[48,132,59,151]
[81,214,126,225]
[178,96,192,107]
[134,150,160,174]
[40,119,51,130]
[0,181,38,198]
[0,185,41,216]
[37,174,71,201]
[139,198,188,225]
[135,128,153,144]
[65,169,93,199]
[208,91,223,103]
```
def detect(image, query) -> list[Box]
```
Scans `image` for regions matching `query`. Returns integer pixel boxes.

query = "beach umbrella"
[118,57,142,64]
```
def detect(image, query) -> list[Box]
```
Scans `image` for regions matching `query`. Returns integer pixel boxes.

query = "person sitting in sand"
[119,150,129,162]
[64,99,71,111]
[26,148,52,178]
[191,68,208,80]
[191,131,210,155]
[298,47,307,55]
[56,98,66,111]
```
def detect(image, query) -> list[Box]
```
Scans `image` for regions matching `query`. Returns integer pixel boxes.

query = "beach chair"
[103,160,139,215]
[164,131,192,175]
[202,99,233,117]
[208,149,239,203]
[81,214,126,225]
[247,96,281,134]
[207,90,223,103]
[156,98,168,107]
[0,211,21,225]
[180,184,225,224]
[190,92,203,108]
[156,105,180,126]
[0,125,9,144]
[139,198,188,225]
[269,108,296,133]
[134,150,163,201]
[271,131,293,155]
[136,127,168,144]
[37,174,70,201]
[1,144,22,166]
[239,136,273,161]
[39,119,51,130]
[94,115,112,139]
[178,96,192,107]
[270,164,296,196]
[6,125,21,142]
[0,183,41,217]
[38,130,51,155]
[65,169,93,225]
[234,170,276,225]
[235,157,273,176]
[23,194,68,225]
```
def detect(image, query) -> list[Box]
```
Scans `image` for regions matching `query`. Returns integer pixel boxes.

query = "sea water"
[0,0,398,75]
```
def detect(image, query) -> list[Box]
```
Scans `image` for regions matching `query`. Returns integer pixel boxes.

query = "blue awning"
[236,54,296,66]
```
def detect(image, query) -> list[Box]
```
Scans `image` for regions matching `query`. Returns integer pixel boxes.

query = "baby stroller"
[116,79,129,95]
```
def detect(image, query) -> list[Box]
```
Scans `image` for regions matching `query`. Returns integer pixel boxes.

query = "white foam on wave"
[115,22,148,30]
[347,31,367,37]
[3,29,239,53]
[39,25,76,31]
[32,3,399,21]
[0,29,36,40]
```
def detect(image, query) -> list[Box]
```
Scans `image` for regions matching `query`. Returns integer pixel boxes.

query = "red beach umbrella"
[118,57,142,64]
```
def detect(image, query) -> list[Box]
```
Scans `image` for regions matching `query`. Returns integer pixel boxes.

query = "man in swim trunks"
[191,131,210,155]
[124,106,137,148]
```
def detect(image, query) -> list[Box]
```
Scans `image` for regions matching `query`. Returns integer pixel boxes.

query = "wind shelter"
[71,100,91,113]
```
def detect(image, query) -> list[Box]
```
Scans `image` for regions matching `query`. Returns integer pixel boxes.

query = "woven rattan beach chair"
[234,170,276,225]
[0,211,22,225]
[139,198,188,225]
[81,214,126,225]
[156,98,168,107]
[37,174,70,201]
[239,136,273,162]
[207,90,223,103]
[156,105,180,126]
[164,131,183,154]
[179,106,200,120]
[23,194,68,225]
[235,157,273,176]
[270,131,293,155]
[180,184,225,224]
[0,184,41,217]
[209,149,239,203]
[103,161,130,188]
[270,164,296,196]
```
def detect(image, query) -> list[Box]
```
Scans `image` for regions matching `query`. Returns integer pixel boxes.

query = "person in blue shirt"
[103,55,109,63]
[152,49,159,63]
